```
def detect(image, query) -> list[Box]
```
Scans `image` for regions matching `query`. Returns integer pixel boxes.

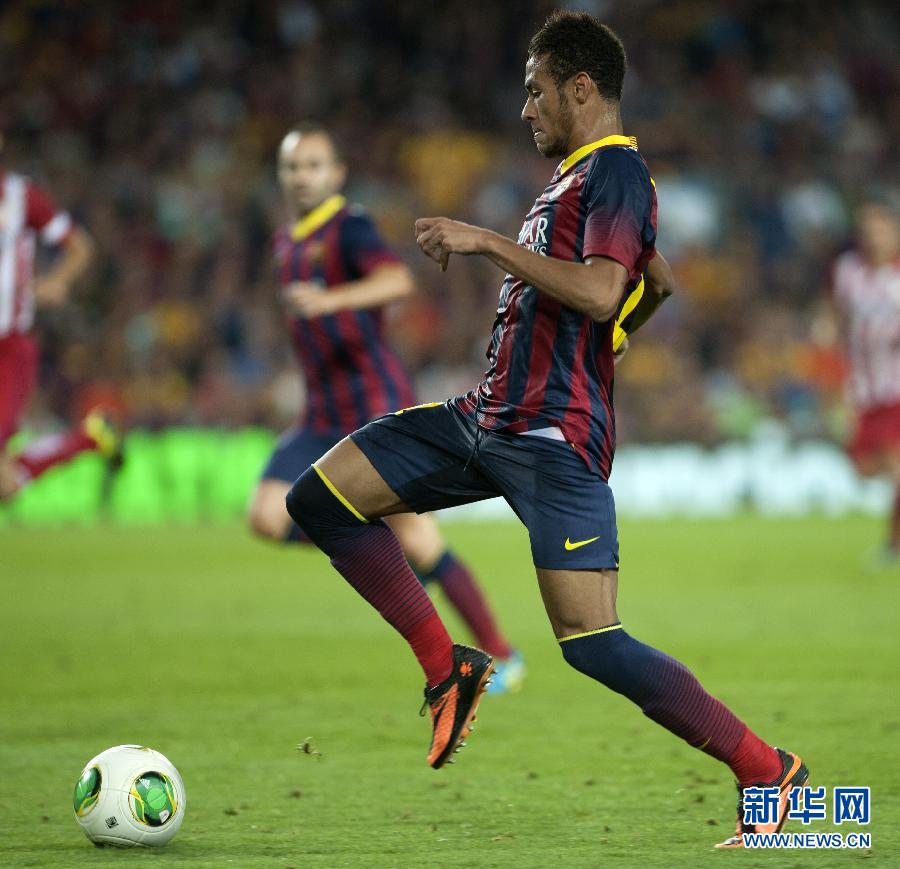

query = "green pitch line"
[0,518,896,867]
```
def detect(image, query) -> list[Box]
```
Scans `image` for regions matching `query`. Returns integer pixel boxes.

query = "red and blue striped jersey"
[274,195,415,434]
[455,135,657,479]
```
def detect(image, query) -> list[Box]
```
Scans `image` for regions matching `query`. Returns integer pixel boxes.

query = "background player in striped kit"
[247,125,523,693]
[0,133,118,502]
[828,198,900,564]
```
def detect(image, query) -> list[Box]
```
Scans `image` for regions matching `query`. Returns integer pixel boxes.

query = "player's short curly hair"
[528,10,626,101]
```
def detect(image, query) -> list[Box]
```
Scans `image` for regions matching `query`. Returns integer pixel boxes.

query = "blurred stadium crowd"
[2,0,897,444]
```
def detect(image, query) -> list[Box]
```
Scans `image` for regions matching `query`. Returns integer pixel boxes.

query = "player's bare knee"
[247,486,291,541]
[390,516,443,571]
[247,505,284,541]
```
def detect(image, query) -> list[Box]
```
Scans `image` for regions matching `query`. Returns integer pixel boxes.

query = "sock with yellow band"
[560,624,781,785]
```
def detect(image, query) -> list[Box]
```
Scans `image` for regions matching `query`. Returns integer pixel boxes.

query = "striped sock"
[560,625,781,784]
[286,466,453,687]
[14,429,99,481]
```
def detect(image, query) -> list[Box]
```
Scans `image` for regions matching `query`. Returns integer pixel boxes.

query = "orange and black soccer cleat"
[715,748,809,849]
[421,644,493,769]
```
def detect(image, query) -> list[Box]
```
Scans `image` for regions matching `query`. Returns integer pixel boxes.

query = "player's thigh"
[385,512,445,571]
[314,436,412,518]
[483,434,620,572]
[247,478,292,539]
[535,567,619,639]
[328,403,499,520]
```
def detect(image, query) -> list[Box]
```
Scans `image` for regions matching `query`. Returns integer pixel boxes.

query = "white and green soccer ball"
[73,745,185,847]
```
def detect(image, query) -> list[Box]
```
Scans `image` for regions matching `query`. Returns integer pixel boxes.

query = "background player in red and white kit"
[830,199,900,562]
[0,133,117,502]
[247,125,523,692]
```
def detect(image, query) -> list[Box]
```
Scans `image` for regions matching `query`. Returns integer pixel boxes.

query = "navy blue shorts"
[261,426,346,483]
[350,402,619,571]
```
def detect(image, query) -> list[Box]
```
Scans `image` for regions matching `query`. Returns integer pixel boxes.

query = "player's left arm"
[613,250,676,360]
[283,263,414,318]
[415,219,628,322]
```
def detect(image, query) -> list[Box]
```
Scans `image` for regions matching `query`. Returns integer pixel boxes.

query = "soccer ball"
[72,745,186,847]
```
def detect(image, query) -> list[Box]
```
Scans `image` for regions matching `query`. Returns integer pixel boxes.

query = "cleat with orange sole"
[421,644,493,769]
[715,748,809,849]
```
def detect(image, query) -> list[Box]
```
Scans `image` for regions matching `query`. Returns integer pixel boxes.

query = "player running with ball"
[285,11,807,848]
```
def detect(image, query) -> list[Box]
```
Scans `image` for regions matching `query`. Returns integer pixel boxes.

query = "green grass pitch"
[1,517,897,867]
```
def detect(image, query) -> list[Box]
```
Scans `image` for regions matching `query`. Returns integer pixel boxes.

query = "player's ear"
[572,72,593,105]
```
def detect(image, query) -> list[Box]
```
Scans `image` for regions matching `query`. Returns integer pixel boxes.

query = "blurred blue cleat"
[486,650,526,694]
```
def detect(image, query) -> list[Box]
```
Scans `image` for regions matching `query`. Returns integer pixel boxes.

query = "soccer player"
[284,12,807,847]
[248,125,523,692]
[830,199,900,563]
[0,135,119,502]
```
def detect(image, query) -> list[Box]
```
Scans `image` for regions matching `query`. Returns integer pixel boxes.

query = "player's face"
[522,57,575,159]
[278,132,347,214]
[857,204,900,263]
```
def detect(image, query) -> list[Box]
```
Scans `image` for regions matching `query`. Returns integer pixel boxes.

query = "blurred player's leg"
[10,428,97,488]
[0,335,117,501]
[890,483,900,557]
[850,416,900,565]
[247,478,309,543]
[387,512,517,666]
[0,333,39,499]
[252,427,521,682]
[887,451,900,559]
[250,427,345,543]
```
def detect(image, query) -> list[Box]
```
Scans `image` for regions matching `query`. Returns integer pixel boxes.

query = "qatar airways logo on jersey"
[518,215,550,256]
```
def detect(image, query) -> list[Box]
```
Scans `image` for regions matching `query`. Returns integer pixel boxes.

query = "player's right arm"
[283,263,413,319]
[282,211,413,319]
[416,218,629,321]
[416,149,655,324]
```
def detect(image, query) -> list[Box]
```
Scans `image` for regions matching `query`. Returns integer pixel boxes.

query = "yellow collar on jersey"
[291,194,347,242]
[558,135,637,176]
